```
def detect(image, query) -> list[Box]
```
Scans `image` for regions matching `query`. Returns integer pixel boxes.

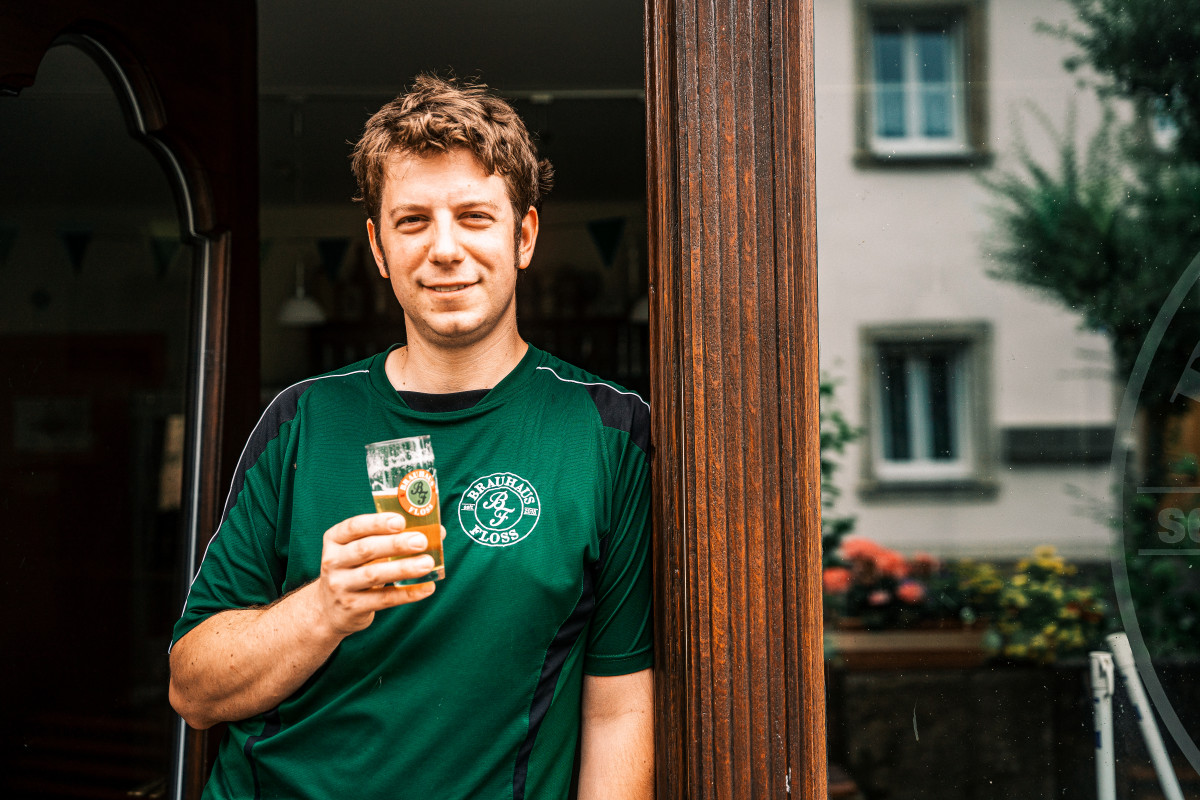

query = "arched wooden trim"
[645,0,825,796]
[0,5,259,798]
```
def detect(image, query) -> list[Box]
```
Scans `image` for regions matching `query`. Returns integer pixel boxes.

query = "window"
[860,323,994,497]
[877,342,967,475]
[856,0,988,164]
[871,20,963,152]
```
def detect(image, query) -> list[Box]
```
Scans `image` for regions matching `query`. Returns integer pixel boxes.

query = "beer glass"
[365,435,444,585]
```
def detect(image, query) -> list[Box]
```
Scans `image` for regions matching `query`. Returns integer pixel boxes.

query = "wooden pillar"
[645,0,825,798]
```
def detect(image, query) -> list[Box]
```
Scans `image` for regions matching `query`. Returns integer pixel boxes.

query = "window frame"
[854,0,990,167]
[859,321,996,499]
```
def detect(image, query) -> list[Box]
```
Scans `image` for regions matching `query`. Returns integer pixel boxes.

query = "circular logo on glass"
[1110,248,1200,774]
[458,472,542,547]
[398,468,436,517]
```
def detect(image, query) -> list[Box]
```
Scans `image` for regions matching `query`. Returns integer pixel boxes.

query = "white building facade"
[815,0,1118,560]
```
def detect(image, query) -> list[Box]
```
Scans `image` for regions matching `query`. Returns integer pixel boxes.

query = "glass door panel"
[0,44,194,799]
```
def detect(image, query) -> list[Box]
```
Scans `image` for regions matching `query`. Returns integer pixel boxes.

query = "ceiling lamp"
[278,259,326,326]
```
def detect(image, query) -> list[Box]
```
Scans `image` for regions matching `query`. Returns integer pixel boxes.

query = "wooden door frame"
[0,3,259,797]
[2,1,824,797]
[645,0,826,797]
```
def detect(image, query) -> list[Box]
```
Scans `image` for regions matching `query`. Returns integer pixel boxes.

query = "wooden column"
[645,0,824,798]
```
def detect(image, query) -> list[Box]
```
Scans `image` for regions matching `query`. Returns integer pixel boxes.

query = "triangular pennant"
[317,237,351,281]
[150,236,181,278]
[58,227,93,274]
[0,221,17,267]
[586,217,625,269]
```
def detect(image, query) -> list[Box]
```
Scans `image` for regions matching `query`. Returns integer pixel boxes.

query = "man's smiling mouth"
[429,283,471,293]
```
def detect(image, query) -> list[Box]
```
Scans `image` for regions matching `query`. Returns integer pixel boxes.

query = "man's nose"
[428,219,465,264]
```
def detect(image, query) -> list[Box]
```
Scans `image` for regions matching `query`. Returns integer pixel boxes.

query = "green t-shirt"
[172,344,653,800]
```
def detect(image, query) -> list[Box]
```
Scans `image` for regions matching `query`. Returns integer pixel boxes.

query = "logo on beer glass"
[399,468,436,517]
[458,472,541,547]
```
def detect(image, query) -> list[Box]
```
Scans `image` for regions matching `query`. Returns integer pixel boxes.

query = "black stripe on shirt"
[245,708,283,800]
[512,543,607,800]
[581,383,651,455]
[218,378,318,531]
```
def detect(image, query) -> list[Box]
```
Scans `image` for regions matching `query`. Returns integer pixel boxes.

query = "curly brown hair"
[351,73,554,244]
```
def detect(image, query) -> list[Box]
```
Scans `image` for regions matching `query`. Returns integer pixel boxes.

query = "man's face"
[367,148,538,351]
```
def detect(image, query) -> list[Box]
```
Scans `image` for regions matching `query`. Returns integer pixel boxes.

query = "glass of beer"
[365,435,444,585]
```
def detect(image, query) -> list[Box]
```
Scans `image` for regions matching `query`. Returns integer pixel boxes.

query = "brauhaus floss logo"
[458,472,541,547]
[1110,248,1200,774]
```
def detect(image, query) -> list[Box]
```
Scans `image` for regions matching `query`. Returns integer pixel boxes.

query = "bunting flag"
[150,236,180,278]
[0,220,16,268]
[586,217,625,269]
[317,237,351,281]
[58,226,93,274]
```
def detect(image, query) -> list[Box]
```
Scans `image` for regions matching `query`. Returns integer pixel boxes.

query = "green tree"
[1045,0,1200,162]
[985,0,1200,655]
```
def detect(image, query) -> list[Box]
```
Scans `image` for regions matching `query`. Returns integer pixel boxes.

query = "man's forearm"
[168,582,344,729]
[577,669,655,799]
[169,514,443,729]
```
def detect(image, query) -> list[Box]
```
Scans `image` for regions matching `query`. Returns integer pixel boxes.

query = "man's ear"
[517,207,539,270]
[366,219,389,278]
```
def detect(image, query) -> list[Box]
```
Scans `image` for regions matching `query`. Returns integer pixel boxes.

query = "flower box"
[827,625,988,670]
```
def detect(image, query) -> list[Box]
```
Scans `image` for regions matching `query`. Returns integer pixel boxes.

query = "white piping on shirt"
[535,366,651,412]
[174,368,371,634]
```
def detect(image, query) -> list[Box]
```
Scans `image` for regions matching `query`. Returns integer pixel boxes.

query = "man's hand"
[315,513,443,637]
[169,514,445,730]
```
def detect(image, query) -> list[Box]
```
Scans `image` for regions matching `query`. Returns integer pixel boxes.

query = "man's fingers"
[323,573,437,628]
[327,512,406,545]
[357,554,437,589]
[378,580,437,606]
[324,527,427,571]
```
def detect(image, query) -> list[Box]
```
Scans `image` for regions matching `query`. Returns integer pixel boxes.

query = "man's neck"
[383,331,528,394]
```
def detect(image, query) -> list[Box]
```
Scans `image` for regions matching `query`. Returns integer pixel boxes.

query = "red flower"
[875,550,910,579]
[896,580,927,605]
[840,537,885,561]
[823,567,853,594]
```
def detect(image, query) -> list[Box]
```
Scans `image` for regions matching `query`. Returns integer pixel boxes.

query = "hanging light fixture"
[276,96,326,327]
[278,258,326,326]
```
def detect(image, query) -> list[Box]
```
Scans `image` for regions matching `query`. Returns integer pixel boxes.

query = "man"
[169,74,654,799]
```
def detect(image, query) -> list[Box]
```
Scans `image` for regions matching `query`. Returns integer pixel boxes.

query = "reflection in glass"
[870,19,960,147]
[0,45,193,797]
[879,345,962,465]
[821,0,1200,795]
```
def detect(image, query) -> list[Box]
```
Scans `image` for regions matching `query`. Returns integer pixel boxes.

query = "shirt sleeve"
[584,419,653,676]
[169,398,295,650]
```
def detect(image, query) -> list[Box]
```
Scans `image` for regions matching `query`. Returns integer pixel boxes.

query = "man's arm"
[169,514,440,730]
[577,668,654,800]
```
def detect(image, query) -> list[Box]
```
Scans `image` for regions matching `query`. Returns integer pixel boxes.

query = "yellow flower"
[1033,545,1057,560]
